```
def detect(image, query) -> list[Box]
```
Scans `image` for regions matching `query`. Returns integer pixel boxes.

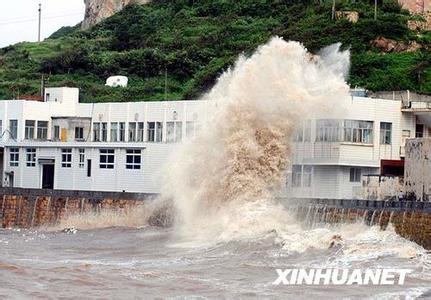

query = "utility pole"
[41,74,44,98]
[374,0,378,20]
[38,3,42,42]
[164,67,168,101]
[331,0,336,20]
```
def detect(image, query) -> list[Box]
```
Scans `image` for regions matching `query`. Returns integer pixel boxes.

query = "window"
[148,122,163,142]
[343,120,373,144]
[26,148,36,167]
[294,123,304,142]
[53,126,60,141]
[128,122,136,142]
[101,123,108,142]
[349,168,362,183]
[25,120,35,139]
[110,122,118,142]
[79,148,85,168]
[380,122,392,145]
[119,122,125,142]
[61,149,72,168]
[156,122,163,142]
[9,120,18,139]
[75,127,84,140]
[9,148,19,167]
[304,120,311,142]
[303,166,313,187]
[416,124,424,138]
[292,165,302,187]
[147,122,155,142]
[126,149,141,169]
[316,120,342,142]
[137,122,144,142]
[93,123,100,142]
[37,121,48,140]
[186,121,195,138]
[167,122,182,143]
[99,149,115,169]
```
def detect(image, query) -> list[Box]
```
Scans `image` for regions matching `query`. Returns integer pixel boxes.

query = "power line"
[1,9,83,22]
[0,12,83,26]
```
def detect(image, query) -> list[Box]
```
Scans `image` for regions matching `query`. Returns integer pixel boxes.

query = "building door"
[8,172,14,187]
[42,164,55,189]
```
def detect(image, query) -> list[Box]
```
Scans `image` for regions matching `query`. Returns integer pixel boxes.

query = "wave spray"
[162,37,350,243]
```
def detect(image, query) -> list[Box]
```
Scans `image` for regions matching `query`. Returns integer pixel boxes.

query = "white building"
[0,87,429,198]
[289,93,431,199]
[105,76,128,88]
[0,87,210,193]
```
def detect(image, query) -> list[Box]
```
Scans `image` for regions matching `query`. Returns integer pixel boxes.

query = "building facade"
[0,87,210,193]
[288,93,431,199]
[1,87,430,198]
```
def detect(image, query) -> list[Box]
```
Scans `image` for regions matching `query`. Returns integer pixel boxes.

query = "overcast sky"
[0,0,85,48]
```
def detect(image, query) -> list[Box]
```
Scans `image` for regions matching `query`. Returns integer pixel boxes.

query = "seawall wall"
[291,198,431,250]
[0,188,155,228]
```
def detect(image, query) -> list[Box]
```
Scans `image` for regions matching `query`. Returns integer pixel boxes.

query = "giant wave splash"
[162,37,350,242]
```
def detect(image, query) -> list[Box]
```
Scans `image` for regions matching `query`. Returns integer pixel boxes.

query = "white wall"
[290,96,420,199]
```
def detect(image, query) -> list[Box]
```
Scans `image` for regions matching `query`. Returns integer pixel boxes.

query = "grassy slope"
[0,0,430,102]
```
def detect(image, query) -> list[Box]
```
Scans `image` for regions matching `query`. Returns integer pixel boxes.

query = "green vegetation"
[0,0,430,102]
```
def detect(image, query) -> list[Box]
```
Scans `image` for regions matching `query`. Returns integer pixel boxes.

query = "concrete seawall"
[0,188,156,228]
[1,188,431,249]
[290,198,431,250]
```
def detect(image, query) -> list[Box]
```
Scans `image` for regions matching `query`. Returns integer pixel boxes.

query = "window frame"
[292,165,302,188]
[9,119,18,139]
[110,122,118,142]
[61,149,72,168]
[26,148,36,167]
[93,122,101,142]
[137,122,144,142]
[147,122,155,142]
[128,122,137,142]
[78,148,85,168]
[9,148,19,167]
[101,122,108,142]
[25,120,35,140]
[380,122,392,145]
[119,122,125,142]
[99,149,115,169]
[75,127,84,140]
[167,121,183,143]
[53,125,60,141]
[36,121,48,140]
[303,165,313,187]
[125,149,142,170]
[186,121,195,138]
[343,120,373,144]
[349,168,362,183]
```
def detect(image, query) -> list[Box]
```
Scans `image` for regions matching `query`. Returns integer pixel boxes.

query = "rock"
[335,11,359,23]
[371,37,422,53]
[63,227,77,234]
[82,0,151,30]
[329,234,343,249]
[408,12,431,31]
[398,0,430,14]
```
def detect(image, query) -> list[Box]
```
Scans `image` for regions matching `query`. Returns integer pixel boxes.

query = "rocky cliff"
[82,0,150,30]
[399,0,430,14]
[81,0,431,31]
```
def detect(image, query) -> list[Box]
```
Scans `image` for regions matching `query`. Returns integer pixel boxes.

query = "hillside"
[0,0,430,102]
